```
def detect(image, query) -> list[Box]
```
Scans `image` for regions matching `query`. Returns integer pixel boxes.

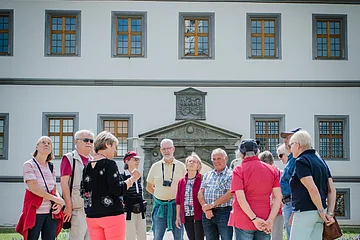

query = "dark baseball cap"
[239,139,259,155]
[123,151,141,162]
[280,127,302,138]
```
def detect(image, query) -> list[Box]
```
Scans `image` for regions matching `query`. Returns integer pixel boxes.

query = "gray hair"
[75,129,94,140]
[160,138,174,148]
[259,150,274,165]
[185,152,203,172]
[277,143,290,156]
[211,148,228,160]
[290,130,312,149]
[94,131,118,153]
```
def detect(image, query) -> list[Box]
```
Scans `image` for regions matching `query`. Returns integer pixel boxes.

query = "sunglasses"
[78,138,94,143]
[278,153,284,158]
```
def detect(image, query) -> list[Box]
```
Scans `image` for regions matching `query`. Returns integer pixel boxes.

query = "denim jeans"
[282,201,292,239]
[289,210,323,240]
[28,213,57,240]
[152,202,183,240]
[235,228,270,240]
[202,207,233,240]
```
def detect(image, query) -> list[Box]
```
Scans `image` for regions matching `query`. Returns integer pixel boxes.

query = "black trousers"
[184,216,204,240]
[28,213,57,240]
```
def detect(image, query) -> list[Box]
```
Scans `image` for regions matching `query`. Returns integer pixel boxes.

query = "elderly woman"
[175,152,204,240]
[121,151,147,240]
[259,151,284,240]
[81,131,141,240]
[16,136,65,240]
[277,143,290,166]
[288,130,336,240]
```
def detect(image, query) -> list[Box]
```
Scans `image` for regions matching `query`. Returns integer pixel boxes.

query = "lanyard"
[162,162,175,182]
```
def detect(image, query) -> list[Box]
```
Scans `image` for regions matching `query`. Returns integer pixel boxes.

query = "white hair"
[290,130,312,149]
[160,138,174,148]
[211,148,228,159]
[75,129,94,140]
[277,143,290,155]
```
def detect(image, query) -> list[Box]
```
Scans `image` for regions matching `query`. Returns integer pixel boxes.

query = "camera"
[163,180,172,187]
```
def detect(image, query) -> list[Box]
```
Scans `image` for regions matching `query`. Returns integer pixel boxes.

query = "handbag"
[62,154,76,229]
[132,200,147,213]
[322,216,342,240]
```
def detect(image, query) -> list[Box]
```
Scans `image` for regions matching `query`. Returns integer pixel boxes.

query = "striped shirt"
[23,159,56,214]
[200,167,233,207]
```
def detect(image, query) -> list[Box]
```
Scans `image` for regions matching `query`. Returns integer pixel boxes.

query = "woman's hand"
[131,169,141,181]
[53,196,65,207]
[52,203,62,215]
[175,216,182,229]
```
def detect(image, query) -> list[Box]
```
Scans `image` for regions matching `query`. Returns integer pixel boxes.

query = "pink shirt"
[60,154,89,176]
[228,156,280,230]
[23,159,56,214]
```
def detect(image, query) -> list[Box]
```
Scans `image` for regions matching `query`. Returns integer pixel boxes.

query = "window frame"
[314,115,350,161]
[0,113,9,160]
[97,114,133,158]
[44,10,81,57]
[335,188,350,219]
[42,112,79,158]
[0,9,14,56]
[312,14,347,60]
[250,114,285,156]
[111,11,147,58]
[246,13,281,59]
[179,12,215,60]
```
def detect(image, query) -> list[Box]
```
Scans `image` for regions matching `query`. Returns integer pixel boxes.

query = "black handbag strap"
[32,158,52,193]
[69,153,76,197]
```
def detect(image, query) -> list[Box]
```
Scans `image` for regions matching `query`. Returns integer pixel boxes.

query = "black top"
[81,158,127,218]
[290,149,332,212]
[121,172,143,206]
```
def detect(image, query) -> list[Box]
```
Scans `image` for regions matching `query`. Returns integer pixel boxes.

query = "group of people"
[16,127,337,240]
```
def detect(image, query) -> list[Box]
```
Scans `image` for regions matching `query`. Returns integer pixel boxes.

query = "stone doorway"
[139,120,242,218]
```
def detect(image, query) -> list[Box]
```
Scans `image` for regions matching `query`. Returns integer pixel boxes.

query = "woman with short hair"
[288,130,336,240]
[175,152,204,240]
[81,131,141,240]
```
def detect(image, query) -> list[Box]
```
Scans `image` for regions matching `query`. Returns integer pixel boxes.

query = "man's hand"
[202,203,213,212]
[205,210,214,219]
[52,203,62,215]
[289,212,294,226]
[63,204,73,222]
[325,215,335,226]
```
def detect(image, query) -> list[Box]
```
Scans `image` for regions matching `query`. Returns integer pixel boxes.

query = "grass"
[0,226,358,240]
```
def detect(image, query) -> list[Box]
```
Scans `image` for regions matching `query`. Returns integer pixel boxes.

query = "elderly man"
[229,139,282,240]
[280,127,301,239]
[60,129,94,240]
[146,139,186,240]
[198,148,233,240]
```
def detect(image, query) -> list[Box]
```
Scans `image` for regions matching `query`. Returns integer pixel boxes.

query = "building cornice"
[1,79,360,87]
[73,0,360,4]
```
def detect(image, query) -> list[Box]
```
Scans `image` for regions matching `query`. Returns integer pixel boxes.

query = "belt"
[282,196,291,204]
[212,206,232,211]
[159,199,175,202]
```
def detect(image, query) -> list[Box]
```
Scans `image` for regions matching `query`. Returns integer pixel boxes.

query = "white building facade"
[0,0,359,226]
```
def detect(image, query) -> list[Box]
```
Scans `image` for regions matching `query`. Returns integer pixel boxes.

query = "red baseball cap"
[123,151,141,162]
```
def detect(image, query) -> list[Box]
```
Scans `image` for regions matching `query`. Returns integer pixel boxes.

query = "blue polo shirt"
[280,153,296,198]
[290,149,332,212]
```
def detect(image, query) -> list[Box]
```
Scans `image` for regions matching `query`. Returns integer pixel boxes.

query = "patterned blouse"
[81,158,128,218]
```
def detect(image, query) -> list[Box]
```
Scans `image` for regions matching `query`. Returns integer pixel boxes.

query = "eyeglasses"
[278,153,284,158]
[78,138,94,143]
[161,147,173,151]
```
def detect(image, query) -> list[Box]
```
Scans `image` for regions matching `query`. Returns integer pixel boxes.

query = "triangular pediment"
[174,87,207,95]
[139,120,241,141]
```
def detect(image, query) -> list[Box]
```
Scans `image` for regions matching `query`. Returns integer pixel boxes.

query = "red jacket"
[16,190,64,240]
[176,173,202,223]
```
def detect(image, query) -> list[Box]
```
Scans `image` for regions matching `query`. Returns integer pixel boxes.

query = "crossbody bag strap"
[69,153,76,197]
[32,158,50,193]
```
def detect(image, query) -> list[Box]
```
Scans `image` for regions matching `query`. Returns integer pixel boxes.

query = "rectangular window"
[0,10,13,56]
[45,10,81,56]
[112,12,147,58]
[247,13,281,59]
[313,14,347,60]
[251,114,285,157]
[335,188,350,219]
[0,113,9,159]
[98,114,134,158]
[315,115,349,161]
[179,13,215,59]
[42,112,79,158]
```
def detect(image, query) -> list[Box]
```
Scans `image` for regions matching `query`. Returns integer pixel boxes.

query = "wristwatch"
[327,211,334,216]
[318,209,327,214]
[211,201,216,208]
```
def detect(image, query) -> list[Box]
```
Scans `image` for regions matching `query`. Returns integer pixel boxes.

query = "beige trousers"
[70,208,90,240]
[125,212,147,240]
